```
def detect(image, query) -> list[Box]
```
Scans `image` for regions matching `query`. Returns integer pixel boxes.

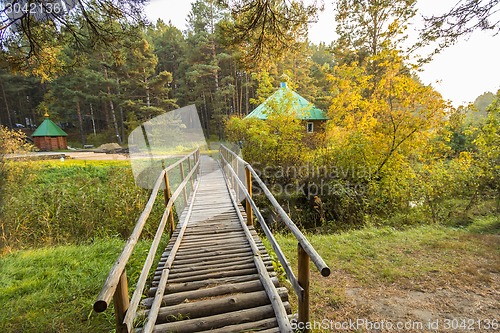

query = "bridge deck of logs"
[136,156,291,332]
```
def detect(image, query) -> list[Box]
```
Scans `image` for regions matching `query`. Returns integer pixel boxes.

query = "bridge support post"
[230,157,235,190]
[164,172,175,235]
[298,243,310,332]
[113,270,130,333]
[245,166,253,226]
[187,157,194,188]
[179,162,188,207]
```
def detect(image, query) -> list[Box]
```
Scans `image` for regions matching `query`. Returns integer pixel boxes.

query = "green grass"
[263,215,499,327]
[267,216,499,285]
[0,238,154,333]
[0,159,166,250]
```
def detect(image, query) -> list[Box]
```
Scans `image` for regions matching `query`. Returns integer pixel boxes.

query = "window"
[307,122,314,133]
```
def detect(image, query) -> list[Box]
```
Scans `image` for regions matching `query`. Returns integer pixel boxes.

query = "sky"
[145,0,500,107]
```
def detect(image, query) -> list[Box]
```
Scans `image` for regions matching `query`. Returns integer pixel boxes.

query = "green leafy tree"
[249,70,274,106]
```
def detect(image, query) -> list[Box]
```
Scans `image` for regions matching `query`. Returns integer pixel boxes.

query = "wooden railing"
[93,148,200,333]
[220,144,331,330]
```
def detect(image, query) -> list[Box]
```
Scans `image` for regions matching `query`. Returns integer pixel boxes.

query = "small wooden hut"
[245,82,328,133]
[32,113,68,151]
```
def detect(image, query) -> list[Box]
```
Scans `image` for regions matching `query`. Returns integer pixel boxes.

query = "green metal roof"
[245,83,328,121]
[32,118,68,137]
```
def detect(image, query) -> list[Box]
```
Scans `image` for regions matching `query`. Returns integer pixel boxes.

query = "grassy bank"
[0,159,165,251]
[264,215,499,331]
[0,238,154,333]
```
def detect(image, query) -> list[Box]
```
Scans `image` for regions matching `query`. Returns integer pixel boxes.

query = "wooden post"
[113,270,130,333]
[235,158,239,200]
[196,150,201,176]
[230,157,235,190]
[164,171,175,235]
[179,162,188,207]
[187,157,194,188]
[298,243,310,332]
[245,166,253,226]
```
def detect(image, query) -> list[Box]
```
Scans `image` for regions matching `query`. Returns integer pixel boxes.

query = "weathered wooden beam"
[141,174,200,333]
[94,148,200,315]
[94,169,166,313]
[141,278,280,308]
[147,288,288,324]
[163,171,175,235]
[113,270,129,333]
[179,161,188,207]
[220,158,294,333]
[154,262,274,281]
[157,257,272,275]
[194,317,278,333]
[298,242,310,331]
[123,159,201,330]
[147,274,277,296]
[219,153,303,300]
[220,144,331,276]
[163,267,262,285]
[139,304,290,333]
[245,166,253,226]
[162,255,273,270]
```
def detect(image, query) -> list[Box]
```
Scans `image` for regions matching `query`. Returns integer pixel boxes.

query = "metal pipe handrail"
[94,148,199,314]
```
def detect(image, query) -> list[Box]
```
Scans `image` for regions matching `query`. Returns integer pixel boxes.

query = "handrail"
[123,157,200,331]
[217,159,293,332]
[219,144,330,330]
[220,152,304,298]
[220,145,330,276]
[94,148,200,333]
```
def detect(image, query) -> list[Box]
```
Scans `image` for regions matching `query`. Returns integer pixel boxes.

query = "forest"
[0,0,499,229]
[1,0,499,232]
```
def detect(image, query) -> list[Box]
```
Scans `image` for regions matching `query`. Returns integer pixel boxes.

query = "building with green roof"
[245,82,328,133]
[32,113,68,150]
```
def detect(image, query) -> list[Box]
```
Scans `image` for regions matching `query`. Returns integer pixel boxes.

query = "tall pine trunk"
[102,54,122,145]
[75,99,86,146]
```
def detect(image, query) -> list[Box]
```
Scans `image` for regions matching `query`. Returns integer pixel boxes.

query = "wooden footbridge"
[94,146,330,333]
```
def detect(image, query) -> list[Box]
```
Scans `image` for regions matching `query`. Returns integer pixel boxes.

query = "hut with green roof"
[32,113,68,151]
[245,82,328,133]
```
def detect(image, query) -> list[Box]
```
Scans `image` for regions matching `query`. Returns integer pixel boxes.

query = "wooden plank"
[195,317,278,333]
[144,304,289,333]
[154,262,273,281]
[162,267,261,284]
[158,255,272,273]
[159,258,272,275]
[147,274,277,296]
[141,278,279,308]
[147,288,288,323]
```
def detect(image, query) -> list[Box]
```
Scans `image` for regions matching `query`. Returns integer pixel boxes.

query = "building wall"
[34,136,67,151]
[303,120,327,133]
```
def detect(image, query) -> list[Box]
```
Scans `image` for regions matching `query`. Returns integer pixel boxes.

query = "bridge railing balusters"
[219,144,330,332]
